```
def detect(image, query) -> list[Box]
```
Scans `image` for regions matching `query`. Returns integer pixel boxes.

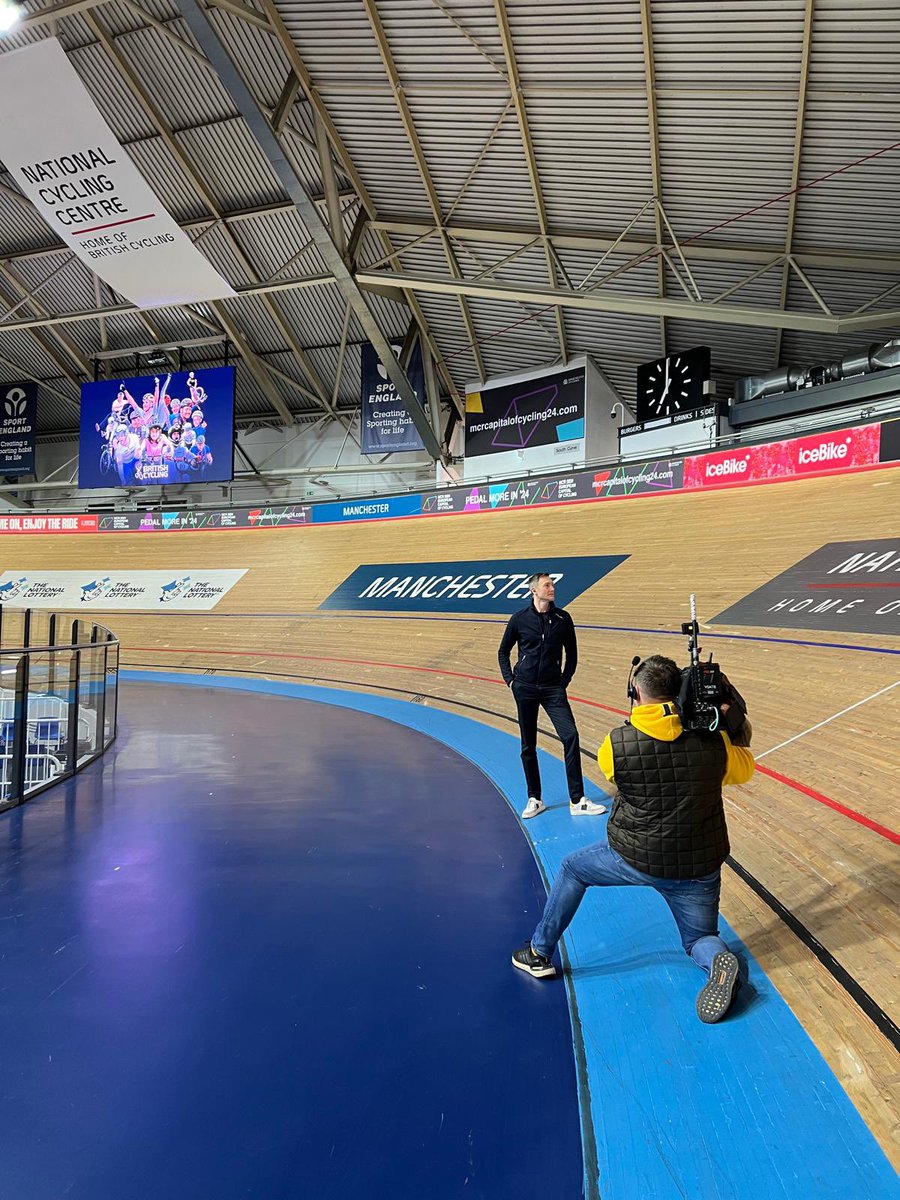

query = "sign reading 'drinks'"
[712,539,900,636]
[0,39,234,308]
[320,557,629,614]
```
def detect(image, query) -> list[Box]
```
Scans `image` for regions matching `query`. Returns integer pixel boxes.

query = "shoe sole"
[511,954,556,978]
[696,952,740,1023]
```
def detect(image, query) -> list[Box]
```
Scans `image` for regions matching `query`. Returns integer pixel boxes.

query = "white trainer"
[570,798,608,815]
[521,797,546,819]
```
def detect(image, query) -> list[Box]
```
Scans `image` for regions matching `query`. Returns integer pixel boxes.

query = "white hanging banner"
[0,570,247,611]
[0,38,234,308]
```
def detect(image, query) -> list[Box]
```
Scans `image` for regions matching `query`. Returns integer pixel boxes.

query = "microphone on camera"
[627,656,642,705]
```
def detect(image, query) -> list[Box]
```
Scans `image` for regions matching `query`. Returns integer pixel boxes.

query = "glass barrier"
[76,644,105,767]
[23,651,71,800]
[104,641,119,750]
[0,612,119,811]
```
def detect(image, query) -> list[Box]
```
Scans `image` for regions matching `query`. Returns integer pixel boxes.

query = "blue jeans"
[532,840,729,975]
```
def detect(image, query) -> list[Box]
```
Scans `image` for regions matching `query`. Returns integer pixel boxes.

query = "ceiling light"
[0,0,25,33]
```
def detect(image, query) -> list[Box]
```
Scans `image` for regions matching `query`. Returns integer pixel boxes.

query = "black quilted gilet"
[607,723,729,880]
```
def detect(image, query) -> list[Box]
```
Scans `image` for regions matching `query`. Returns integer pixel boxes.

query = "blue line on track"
[178,613,900,656]
[123,670,900,1200]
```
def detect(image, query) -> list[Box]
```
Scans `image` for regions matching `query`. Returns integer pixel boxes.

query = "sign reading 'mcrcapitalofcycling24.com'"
[712,539,900,635]
[0,570,246,611]
[320,556,629,614]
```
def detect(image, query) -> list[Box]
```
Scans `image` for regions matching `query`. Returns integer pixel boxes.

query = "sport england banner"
[465,366,585,460]
[0,381,37,476]
[711,539,900,636]
[79,367,235,489]
[320,556,628,614]
[0,40,234,308]
[0,570,247,611]
[360,342,427,453]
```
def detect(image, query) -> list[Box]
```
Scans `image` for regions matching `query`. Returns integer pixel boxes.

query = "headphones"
[626,656,642,704]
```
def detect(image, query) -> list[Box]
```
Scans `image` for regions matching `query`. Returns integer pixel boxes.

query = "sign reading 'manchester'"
[712,539,900,635]
[320,557,628,614]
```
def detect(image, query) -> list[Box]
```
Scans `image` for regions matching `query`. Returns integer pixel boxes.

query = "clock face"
[635,346,711,423]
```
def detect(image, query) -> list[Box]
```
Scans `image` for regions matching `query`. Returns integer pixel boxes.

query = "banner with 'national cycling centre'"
[0,417,895,536]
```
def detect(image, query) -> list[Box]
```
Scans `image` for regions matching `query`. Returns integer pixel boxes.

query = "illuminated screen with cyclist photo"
[78,366,235,489]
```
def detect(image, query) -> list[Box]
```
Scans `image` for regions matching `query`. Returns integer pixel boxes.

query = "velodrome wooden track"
[6,465,899,1165]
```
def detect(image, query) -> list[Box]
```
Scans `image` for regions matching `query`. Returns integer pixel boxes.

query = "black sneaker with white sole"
[512,943,557,978]
[696,951,740,1023]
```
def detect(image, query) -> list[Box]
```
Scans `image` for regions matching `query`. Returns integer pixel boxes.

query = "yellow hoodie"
[597,703,755,787]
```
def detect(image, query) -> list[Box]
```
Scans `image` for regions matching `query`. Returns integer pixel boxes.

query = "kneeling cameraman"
[512,654,754,1024]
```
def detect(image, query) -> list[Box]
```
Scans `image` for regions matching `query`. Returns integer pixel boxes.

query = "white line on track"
[758,679,900,759]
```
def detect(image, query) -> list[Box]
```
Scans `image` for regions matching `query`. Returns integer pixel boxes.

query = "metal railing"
[0,609,119,811]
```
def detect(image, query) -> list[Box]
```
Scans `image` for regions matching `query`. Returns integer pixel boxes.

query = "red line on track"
[754,766,900,845]
[127,645,899,843]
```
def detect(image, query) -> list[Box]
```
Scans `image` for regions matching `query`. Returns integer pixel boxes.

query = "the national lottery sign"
[0,570,247,611]
[320,556,628,614]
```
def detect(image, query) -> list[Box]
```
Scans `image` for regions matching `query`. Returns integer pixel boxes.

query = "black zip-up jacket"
[498,602,578,688]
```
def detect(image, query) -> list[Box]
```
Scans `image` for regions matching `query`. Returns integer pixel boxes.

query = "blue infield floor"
[0,672,895,1200]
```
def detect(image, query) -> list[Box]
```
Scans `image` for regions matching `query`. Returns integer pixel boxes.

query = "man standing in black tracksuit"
[498,572,607,820]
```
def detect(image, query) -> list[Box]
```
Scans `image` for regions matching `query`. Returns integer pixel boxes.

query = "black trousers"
[511,681,584,803]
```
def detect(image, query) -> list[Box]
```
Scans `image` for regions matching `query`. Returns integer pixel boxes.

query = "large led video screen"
[79,366,234,489]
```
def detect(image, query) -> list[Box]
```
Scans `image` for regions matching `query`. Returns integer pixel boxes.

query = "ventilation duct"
[735,338,900,405]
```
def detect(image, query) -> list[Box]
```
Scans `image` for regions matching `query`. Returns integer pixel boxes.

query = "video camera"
[676,594,748,738]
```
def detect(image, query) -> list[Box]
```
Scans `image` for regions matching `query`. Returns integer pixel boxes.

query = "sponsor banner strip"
[0,419,896,535]
[0,570,246,610]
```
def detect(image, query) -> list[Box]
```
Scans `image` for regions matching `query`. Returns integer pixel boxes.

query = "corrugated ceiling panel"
[111,24,237,130]
[316,92,433,218]
[278,0,391,79]
[216,293,286,355]
[256,349,327,415]
[791,96,900,254]
[206,5,295,115]
[125,135,210,221]
[377,0,505,82]
[405,95,537,226]
[226,207,324,282]
[527,97,656,233]
[655,95,797,247]
[651,0,807,86]
[67,39,158,141]
[505,0,646,86]
[664,317,777,399]
[0,186,59,256]
[176,118,286,212]
[809,0,900,88]
[9,253,99,315]
[185,221,257,288]
[779,326,899,373]
[86,0,182,40]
